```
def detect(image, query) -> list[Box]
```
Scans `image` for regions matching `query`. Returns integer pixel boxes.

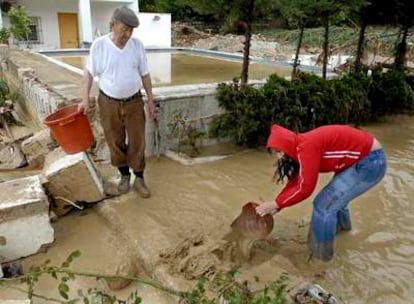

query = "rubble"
[42,148,105,216]
[0,175,54,263]
[172,22,295,61]
[20,129,54,168]
[0,143,26,169]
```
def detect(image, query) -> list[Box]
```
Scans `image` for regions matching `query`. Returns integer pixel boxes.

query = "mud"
[1,110,413,303]
[159,234,237,280]
[93,204,141,290]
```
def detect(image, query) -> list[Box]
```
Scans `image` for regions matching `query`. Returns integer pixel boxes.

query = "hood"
[266,124,298,160]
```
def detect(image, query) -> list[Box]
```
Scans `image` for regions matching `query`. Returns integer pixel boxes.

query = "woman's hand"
[256,201,279,217]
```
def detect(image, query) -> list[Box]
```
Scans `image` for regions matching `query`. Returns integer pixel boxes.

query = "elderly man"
[78,6,156,197]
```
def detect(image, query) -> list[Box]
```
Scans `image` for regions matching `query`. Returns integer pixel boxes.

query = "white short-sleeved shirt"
[86,34,149,99]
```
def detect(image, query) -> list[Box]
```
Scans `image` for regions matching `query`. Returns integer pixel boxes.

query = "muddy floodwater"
[54,53,292,86]
[1,116,413,303]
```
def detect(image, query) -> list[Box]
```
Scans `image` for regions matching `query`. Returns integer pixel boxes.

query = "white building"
[0,0,171,50]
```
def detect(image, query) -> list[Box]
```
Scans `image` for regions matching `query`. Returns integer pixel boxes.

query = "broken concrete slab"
[0,143,26,170]
[43,148,104,216]
[0,175,54,263]
[20,129,54,168]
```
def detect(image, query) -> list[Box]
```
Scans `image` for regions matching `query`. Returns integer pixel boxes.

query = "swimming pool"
[39,47,307,87]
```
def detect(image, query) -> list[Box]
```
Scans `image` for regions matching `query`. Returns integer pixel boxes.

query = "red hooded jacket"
[267,124,374,210]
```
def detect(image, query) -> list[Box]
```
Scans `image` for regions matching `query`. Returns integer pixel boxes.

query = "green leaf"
[61,261,70,268]
[58,282,70,299]
[59,290,69,300]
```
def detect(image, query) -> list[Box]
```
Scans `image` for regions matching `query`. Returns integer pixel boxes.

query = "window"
[25,17,42,43]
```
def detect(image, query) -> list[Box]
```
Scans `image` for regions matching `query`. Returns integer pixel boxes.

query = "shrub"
[369,68,414,116]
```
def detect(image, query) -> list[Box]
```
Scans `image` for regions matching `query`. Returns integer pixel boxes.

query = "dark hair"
[273,154,299,183]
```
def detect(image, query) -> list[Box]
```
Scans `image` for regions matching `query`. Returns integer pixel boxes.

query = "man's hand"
[147,98,157,120]
[78,97,96,115]
[256,201,280,217]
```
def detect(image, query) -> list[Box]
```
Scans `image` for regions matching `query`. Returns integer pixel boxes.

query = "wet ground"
[1,48,413,303]
[1,115,414,303]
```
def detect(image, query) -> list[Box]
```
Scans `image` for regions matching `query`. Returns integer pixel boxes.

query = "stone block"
[0,175,54,263]
[20,129,53,168]
[43,149,104,216]
[0,143,27,169]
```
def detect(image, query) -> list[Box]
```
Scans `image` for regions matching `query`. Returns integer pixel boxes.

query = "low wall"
[1,52,67,129]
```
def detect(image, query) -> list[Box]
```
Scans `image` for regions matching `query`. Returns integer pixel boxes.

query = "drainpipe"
[128,0,139,13]
[79,0,93,48]
[0,11,3,29]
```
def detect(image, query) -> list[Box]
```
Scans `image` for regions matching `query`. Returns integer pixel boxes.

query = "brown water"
[142,116,414,303]
[1,116,413,303]
[54,53,291,86]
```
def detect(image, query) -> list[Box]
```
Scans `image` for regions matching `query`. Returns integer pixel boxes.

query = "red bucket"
[44,104,94,154]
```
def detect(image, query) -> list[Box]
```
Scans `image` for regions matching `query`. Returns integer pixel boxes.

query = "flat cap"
[112,6,139,28]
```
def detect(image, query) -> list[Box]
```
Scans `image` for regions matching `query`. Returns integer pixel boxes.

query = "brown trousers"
[98,93,146,172]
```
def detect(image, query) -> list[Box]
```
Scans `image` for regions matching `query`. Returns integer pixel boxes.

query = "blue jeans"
[308,149,387,261]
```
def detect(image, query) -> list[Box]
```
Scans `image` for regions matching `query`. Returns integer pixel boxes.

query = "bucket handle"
[58,108,83,126]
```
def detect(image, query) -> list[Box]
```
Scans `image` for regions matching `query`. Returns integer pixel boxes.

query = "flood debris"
[291,282,338,304]
[42,148,105,217]
[0,142,27,169]
[0,175,54,263]
[0,99,40,170]
[0,261,23,278]
[20,129,55,168]
[0,105,28,169]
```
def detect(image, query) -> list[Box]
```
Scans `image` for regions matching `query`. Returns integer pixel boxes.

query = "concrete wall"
[2,60,66,124]
[134,13,171,48]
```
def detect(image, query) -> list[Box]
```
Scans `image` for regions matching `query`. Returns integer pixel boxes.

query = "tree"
[279,0,320,78]
[8,5,31,46]
[237,0,255,85]
[178,0,277,85]
[312,0,364,78]
[394,0,414,69]
[352,0,396,71]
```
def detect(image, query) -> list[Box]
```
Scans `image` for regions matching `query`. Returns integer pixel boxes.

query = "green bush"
[209,79,270,147]
[369,68,414,116]
[209,68,414,147]
[210,68,414,148]
[0,28,10,44]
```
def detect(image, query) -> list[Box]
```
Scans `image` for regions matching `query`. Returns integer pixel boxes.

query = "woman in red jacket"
[256,124,387,261]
